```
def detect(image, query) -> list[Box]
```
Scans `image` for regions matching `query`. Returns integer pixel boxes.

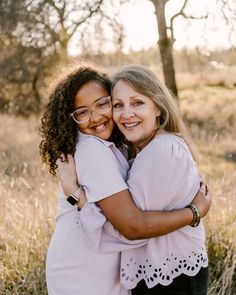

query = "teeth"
[123,123,139,128]
[95,124,105,131]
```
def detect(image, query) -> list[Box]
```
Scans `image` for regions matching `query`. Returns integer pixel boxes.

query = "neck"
[134,127,159,153]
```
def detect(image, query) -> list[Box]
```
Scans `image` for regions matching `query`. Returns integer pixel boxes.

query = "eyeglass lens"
[73,96,111,123]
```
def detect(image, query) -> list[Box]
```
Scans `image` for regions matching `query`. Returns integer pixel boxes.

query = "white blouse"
[78,134,208,289]
[46,131,131,295]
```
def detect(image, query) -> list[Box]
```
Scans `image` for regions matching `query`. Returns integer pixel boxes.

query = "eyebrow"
[113,95,140,101]
[75,96,109,109]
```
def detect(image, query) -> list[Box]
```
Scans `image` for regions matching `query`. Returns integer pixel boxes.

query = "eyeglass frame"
[70,95,112,124]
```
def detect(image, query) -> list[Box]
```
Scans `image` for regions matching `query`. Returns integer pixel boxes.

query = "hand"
[192,182,212,218]
[56,154,79,196]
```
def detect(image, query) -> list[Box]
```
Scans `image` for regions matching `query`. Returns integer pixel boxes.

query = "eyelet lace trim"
[121,249,208,288]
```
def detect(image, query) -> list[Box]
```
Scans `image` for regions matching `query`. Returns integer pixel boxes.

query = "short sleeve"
[127,136,200,211]
[74,138,128,203]
[79,202,148,253]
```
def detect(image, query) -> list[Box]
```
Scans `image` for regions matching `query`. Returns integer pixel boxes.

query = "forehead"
[112,80,151,102]
[112,80,138,97]
[74,81,109,107]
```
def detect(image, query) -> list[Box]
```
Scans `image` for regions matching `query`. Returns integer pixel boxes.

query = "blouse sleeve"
[127,137,200,211]
[74,138,128,203]
[79,203,148,253]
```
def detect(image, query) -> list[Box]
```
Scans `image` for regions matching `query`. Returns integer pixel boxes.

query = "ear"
[156,107,161,117]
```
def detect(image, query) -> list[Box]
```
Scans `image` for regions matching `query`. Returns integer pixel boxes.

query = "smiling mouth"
[122,122,140,129]
[92,123,107,132]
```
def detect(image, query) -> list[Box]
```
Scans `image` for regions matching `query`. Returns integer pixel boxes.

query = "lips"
[92,122,107,132]
[122,122,140,129]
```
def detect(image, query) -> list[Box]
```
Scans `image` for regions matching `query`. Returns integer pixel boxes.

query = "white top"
[46,131,131,295]
[79,134,208,289]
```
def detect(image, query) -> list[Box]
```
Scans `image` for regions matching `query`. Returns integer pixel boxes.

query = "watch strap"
[66,187,82,206]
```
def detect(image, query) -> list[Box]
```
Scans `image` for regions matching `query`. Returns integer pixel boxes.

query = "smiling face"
[112,80,160,151]
[74,81,114,140]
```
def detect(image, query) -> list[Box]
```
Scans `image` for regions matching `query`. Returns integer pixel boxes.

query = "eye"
[113,103,123,109]
[79,110,88,115]
[97,101,109,108]
[133,100,144,107]
[75,109,89,117]
[96,97,110,109]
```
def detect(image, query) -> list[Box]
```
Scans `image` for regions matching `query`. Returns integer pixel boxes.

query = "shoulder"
[137,134,192,163]
[76,134,112,156]
[74,135,121,172]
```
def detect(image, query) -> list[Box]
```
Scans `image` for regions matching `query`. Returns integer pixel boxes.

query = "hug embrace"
[40,63,211,295]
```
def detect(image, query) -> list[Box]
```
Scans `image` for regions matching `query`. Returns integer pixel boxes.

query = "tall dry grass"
[0,70,236,294]
[178,70,236,294]
[0,115,57,294]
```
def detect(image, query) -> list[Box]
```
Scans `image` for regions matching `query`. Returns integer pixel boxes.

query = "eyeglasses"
[70,96,112,124]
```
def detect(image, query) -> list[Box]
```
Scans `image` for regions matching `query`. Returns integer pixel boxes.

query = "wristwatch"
[66,187,82,206]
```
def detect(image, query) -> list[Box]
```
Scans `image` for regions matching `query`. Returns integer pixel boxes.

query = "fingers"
[205,184,209,195]
[60,153,66,162]
[67,154,74,163]
[199,182,211,197]
[199,184,207,195]
[56,153,74,164]
[56,158,62,166]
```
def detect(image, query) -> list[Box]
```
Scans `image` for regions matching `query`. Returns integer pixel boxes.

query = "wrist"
[185,204,201,227]
[64,184,80,197]
[66,187,83,206]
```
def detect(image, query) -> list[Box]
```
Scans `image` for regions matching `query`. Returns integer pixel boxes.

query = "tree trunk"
[58,25,70,64]
[151,0,178,98]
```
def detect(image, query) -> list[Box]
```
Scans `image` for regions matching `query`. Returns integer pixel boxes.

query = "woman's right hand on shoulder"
[192,183,212,218]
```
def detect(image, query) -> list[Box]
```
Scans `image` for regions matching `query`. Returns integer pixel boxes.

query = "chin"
[125,136,138,144]
[96,130,113,140]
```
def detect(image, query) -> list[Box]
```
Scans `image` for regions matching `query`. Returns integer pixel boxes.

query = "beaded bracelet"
[185,203,201,227]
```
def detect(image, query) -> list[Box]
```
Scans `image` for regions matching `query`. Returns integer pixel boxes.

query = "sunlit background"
[68,0,236,54]
[0,0,236,294]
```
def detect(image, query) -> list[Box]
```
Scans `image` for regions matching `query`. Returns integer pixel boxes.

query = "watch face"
[66,195,78,206]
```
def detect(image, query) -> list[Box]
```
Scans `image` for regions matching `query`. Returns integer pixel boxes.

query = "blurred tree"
[217,0,236,48]
[77,1,125,62]
[149,0,208,97]
[20,0,106,63]
[150,0,178,97]
[147,0,236,97]
[0,0,45,115]
[0,0,124,115]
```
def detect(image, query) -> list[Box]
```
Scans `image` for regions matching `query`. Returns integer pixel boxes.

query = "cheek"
[149,107,159,121]
[107,109,113,120]
[112,110,120,124]
[77,122,88,132]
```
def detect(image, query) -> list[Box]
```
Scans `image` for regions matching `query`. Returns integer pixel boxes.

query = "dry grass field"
[0,69,236,294]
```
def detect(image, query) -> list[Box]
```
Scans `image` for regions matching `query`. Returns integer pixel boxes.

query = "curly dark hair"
[39,64,125,175]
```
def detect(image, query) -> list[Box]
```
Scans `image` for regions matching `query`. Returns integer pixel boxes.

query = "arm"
[97,187,210,240]
[57,153,211,240]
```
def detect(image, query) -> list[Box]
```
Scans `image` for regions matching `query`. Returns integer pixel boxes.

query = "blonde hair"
[111,64,198,160]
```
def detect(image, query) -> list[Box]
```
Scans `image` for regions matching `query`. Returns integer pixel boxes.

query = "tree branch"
[169,0,208,41]
[69,0,104,37]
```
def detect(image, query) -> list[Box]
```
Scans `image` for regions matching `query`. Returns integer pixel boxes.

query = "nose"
[90,109,103,122]
[121,106,135,119]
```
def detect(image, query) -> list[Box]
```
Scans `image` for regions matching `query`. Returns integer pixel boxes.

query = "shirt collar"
[78,130,114,148]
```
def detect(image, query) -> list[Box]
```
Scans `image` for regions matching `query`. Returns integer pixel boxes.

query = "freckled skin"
[112,80,160,151]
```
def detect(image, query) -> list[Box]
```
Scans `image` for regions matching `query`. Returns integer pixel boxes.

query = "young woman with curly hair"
[40,63,211,295]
